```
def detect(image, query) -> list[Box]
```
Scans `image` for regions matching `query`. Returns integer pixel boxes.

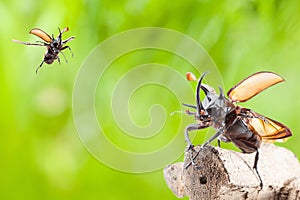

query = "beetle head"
[194,73,227,127]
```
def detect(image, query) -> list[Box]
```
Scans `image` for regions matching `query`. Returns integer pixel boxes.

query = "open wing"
[244,110,292,142]
[29,28,52,43]
[228,71,284,102]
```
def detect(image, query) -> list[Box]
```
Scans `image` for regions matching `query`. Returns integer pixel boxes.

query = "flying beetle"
[184,71,292,186]
[13,27,75,73]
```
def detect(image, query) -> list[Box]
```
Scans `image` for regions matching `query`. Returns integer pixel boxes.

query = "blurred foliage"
[1,0,300,199]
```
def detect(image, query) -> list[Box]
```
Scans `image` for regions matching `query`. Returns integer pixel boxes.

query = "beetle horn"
[200,85,211,101]
[218,86,224,99]
[196,72,209,115]
[201,85,209,95]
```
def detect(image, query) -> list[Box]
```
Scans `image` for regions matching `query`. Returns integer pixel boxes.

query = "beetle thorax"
[201,92,229,129]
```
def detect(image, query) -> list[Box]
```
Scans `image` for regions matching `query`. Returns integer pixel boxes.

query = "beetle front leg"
[62,36,75,45]
[185,129,223,169]
[185,123,208,150]
[60,52,68,63]
[61,45,74,58]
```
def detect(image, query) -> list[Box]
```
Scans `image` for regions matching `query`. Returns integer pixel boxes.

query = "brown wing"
[29,28,52,43]
[245,110,292,142]
[228,71,284,102]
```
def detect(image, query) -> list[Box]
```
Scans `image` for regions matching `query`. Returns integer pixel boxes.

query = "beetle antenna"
[182,103,197,109]
[196,72,208,115]
[170,110,185,116]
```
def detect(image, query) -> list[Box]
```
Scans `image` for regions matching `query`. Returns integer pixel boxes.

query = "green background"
[2,0,300,199]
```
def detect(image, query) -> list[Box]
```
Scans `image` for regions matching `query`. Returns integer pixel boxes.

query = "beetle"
[184,71,292,186]
[13,27,75,73]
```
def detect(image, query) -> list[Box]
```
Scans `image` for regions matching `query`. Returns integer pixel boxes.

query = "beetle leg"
[230,138,262,187]
[185,127,223,169]
[200,129,223,149]
[253,150,263,188]
[57,56,61,65]
[12,39,46,46]
[186,129,223,169]
[36,60,45,74]
[185,123,210,148]
[185,110,196,116]
[35,41,48,45]
[61,45,74,58]
[185,124,201,149]
[60,51,68,63]
[62,36,75,45]
[187,151,202,170]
